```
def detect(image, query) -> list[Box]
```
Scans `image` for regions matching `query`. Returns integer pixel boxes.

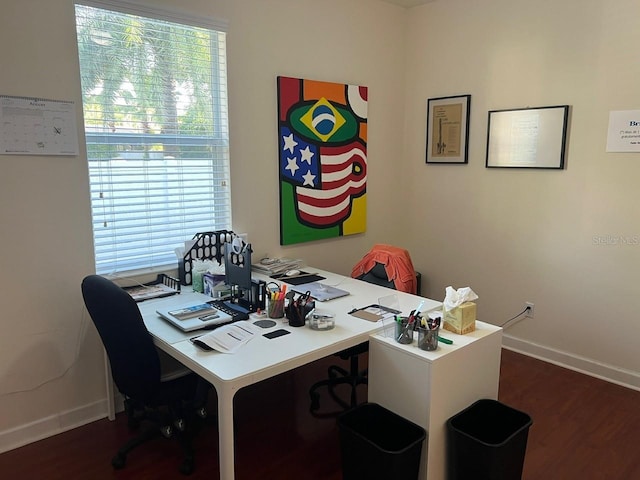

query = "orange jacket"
[351,244,417,294]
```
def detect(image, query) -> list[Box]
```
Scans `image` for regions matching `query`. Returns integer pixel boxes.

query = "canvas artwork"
[277,76,368,245]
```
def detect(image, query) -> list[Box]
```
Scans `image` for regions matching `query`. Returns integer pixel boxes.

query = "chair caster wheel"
[179,458,195,475]
[196,407,208,419]
[111,453,126,469]
[174,418,186,431]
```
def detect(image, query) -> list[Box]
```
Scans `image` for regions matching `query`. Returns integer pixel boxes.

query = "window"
[74,1,231,275]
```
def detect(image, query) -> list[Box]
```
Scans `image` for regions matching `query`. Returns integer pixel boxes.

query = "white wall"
[402,0,640,388]
[0,0,409,451]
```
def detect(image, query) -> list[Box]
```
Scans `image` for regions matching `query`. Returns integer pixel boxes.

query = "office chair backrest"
[81,275,162,402]
[358,262,396,290]
[351,244,418,294]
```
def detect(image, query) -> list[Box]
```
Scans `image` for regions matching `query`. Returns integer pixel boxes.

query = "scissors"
[297,291,312,308]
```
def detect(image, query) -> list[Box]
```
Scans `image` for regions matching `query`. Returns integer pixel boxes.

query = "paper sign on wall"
[606,110,640,153]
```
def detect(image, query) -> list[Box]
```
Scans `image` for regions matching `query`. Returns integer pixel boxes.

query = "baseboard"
[0,399,109,454]
[502,334,640,392]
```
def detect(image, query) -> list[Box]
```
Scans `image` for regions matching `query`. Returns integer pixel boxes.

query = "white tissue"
[192,258,219,274]
[443,286,478,312]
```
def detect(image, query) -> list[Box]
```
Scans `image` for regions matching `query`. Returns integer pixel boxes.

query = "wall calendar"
[0,95,78,156]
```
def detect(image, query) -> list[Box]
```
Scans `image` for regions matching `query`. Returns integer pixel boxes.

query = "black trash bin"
[447,399,532,480]
[338,402,426,480]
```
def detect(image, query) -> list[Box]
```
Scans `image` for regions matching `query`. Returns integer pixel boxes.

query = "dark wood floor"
[1,349,639,479]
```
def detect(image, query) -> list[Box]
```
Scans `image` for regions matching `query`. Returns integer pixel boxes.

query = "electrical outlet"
[525,302,535,318]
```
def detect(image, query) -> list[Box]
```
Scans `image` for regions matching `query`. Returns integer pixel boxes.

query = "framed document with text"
[486,105,569,169]
[426,94,470,164]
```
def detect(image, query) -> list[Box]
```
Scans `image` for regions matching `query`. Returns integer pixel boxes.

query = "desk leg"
[218,386,237,480]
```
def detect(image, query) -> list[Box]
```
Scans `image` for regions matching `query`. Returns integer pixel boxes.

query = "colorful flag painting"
[277,76,368,245]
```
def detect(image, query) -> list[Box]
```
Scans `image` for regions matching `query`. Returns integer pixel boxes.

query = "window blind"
[75,3,231,274]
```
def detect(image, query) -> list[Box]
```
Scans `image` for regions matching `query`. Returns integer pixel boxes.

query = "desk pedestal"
[368,322,502,480]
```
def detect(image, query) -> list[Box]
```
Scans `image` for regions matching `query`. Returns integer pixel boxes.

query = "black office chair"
[81,275,209,475]
[309,246,419,417]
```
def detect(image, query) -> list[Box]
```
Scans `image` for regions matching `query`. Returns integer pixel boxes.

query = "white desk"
[136,269,442,480]
[368,320,502,479]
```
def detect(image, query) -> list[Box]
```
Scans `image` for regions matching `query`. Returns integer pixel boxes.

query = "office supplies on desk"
[223,241,267,313]
[207,299,250,321]
[123,274,181,302]
[263,329,291,339]
[252,257,304,276]
[293,282,349,302]
[417,315,439,351]
[157,302,233,332]
[254,319,276,328]
[267,296,285,319]
[190,320,258,353]
[309,310,335,330]
[285,291,314,327]
[395,316,414,344]
[271,270,326,285]
[178,230,235,285]
[410,299,425,321]
[349,304,401,322]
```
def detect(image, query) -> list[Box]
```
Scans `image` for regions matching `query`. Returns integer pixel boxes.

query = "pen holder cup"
[417,325,439,351]
[395,317,414,344]
[268,298,285,319]
[286,304,306,327]
[285,300,315,327]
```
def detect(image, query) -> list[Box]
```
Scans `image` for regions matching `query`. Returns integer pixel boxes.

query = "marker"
[437,335,453,345]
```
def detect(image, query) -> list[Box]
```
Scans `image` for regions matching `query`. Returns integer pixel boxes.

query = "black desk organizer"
[179,230,235,285]
[178,230,265,313]
[123,273,181,302]
[223,241,266,313]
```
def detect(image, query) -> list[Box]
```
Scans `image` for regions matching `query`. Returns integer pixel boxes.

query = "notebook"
[292,282,350,302]
[156,301,233,332]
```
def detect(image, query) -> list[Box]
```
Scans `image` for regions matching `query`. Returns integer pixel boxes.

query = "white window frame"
[75,1,232,275]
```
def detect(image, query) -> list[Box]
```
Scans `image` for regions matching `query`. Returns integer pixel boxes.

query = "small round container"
[308,310,335,330]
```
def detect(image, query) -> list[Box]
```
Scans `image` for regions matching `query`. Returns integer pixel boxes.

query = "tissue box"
[443,302,476,334]
[203,273,226,297]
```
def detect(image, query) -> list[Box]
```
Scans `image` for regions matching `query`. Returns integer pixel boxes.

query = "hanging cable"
[499,306,531,329]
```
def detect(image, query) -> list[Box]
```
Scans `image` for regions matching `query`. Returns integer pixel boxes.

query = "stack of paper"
[252,257,304,276]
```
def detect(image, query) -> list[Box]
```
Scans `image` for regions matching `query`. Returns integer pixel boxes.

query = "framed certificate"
[426,94,471,164]
[486,105,569,169]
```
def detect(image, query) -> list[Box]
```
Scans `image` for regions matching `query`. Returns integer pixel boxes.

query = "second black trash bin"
[447,399,532,480]
[338,403,426,480]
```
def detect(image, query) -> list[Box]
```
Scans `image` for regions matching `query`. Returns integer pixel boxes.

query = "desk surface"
[141,268,442,385]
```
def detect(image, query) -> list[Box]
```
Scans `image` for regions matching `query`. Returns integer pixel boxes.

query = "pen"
[437,335,453,345]
[409,300,425,324]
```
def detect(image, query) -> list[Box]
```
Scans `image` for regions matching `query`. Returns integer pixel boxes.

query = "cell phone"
[263,329,291,339]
